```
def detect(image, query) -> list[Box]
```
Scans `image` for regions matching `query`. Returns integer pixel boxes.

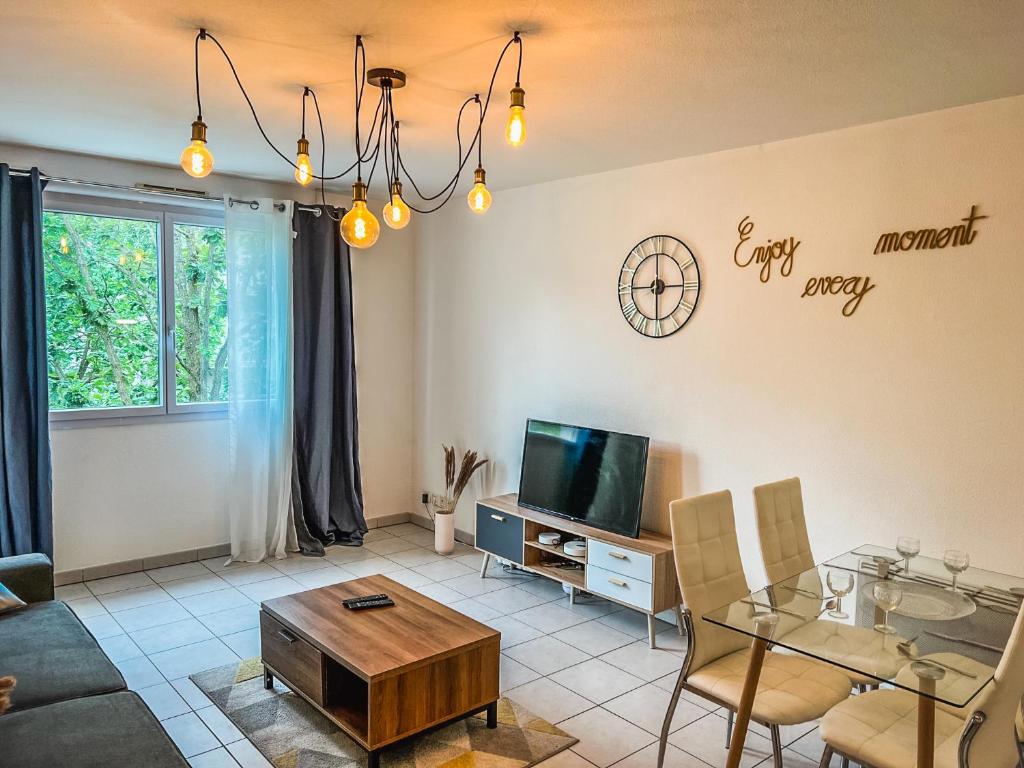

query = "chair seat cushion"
[776,620,906,686]
[0,600,125,712]
[0,691,188,767]
[820,689,965,768]
[687,648,852,725]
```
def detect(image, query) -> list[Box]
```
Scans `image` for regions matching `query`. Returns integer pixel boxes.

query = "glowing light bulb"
[467,167,492,214]
[340,182,380,249]
[180,120,214,178]
[294,137,314,186]
[382,181,411,230]
[505,86,526,147]
[59,236,69,254]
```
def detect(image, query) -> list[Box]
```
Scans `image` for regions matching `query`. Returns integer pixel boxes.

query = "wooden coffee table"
[259,574,500,767]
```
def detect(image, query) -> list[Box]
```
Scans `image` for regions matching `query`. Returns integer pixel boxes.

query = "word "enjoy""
[733,216,800,283]
[800,274,876,317]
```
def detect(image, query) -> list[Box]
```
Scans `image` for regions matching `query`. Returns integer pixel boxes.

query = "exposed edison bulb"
[59,235,69,254]
[340,182,380,249]
[467,167,492,214]
[382,181,411,230]
[180,120,214,178]
[294,137,314,186]
[505,86,526,147]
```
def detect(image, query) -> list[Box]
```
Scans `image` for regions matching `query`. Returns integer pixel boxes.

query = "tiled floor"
[64,524,839,768]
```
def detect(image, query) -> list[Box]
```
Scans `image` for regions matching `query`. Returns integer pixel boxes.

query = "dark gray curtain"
[290,205,366,555]
[0,165,53,558]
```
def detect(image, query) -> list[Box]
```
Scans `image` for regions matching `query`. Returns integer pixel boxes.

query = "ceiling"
[2,0,1023,195]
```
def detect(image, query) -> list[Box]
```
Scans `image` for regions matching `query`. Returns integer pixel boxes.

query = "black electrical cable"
[194,31,204,119]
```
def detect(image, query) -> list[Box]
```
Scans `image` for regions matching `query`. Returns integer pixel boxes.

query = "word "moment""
[733,216,800,283]
[873,205,987,254]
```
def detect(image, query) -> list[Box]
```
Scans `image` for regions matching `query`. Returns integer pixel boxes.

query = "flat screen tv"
[517,419,649,538]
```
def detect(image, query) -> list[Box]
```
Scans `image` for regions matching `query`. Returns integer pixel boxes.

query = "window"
[42,193,227,420]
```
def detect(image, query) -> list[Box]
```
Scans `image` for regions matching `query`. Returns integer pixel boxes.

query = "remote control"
[345,597,395,610]
[342,593,388,607]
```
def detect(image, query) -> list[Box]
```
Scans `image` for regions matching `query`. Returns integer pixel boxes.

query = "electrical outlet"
[420,492,429,504]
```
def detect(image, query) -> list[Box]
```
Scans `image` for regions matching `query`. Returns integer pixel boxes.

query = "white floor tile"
[148,562,214,584]
[387,548,445,568]
[599,642,683,682]
[536,748,599,768]
[113,599,194,632]
[414,582,464,603]
[595,610,671,640]
[218,564,282,587]
[504,677,593,723]
[474,585,552,614]
[667,711,771,768]
[563,596,620,621]
[66,596,108,618]
[602,684,708,736]
[448,598,503,622]
[80,612,125,639]
[188,747,241,767]
[558,707,656,767]
[268,554,335,576]
[554,620,637,656]
[290,565,356,589]
[450,552,485,570]
[383,567,434,588]
[197,704,244,744]
[97,632,144,662]
[163,574,232,599]
[413,559,477,581]
[172,677,215,710]
[148,638,240,679]
[513,602,592,633]
[131,618,216,654]
[608,741,712,768]
[385,523,428,537]
[551,657,646,704]
[114,655,165,689]
[362,528,395,542]
[500,654,542,690]
[363,537,420,556]
[198,604,262,636]
[221,627,261,659]
[86,571,155,596]
[504,635,591,675]
[342,557,405,577]
[401,530,437,548]
[324,546,377,564]
[484,615,545,649]
[515,576,569,599]
[444,573,518,597]
[226,737,274,767]
[138,681,192,720]
[55,582,91,601]
[178,588,253,618]
[236,576,305,603]
[163,711,221,758]
[98,584,173,612]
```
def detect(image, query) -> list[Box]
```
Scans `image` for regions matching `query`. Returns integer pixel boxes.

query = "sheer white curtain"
[225,198,295,562]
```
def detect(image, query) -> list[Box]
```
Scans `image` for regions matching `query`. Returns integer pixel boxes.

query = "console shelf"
[475,494,683,648]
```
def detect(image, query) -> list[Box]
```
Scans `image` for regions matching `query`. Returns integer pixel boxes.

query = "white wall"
[1,144,415,571]
[413,96,1024,582]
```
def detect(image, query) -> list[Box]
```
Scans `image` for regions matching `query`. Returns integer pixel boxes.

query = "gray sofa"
[0,553,188,767]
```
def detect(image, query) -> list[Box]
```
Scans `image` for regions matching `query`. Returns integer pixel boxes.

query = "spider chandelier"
[179,29,527,249]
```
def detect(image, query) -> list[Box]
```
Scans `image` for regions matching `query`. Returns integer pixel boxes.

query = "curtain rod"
[6,167,329,215]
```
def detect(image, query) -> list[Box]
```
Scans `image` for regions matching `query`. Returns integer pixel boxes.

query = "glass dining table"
[702,545,1024,768]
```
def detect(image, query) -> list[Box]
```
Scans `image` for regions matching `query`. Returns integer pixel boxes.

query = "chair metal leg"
[817,745,834,768]
[769,724,783,768]
[725,709,734,748]
[840,758,849,768]
[656,663,687,768]
[674,604,685,636]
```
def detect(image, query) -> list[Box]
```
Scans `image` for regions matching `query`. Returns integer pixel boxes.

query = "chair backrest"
[669,490,752,673]
[963,603,1024,767]
[753,477,814,585]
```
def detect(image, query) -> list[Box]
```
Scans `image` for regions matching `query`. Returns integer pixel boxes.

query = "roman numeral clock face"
[618,235,701,338]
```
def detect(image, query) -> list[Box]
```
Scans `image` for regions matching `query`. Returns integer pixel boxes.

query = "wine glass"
[872,581,903,634]
[825,570,854,620]
[896,537,921,575]
[943,549,970,592]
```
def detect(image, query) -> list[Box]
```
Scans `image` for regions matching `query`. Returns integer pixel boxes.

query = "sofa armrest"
[0,554,55,604]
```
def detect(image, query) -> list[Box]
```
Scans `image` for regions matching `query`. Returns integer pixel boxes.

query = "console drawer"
[475,504,524,563]
[587,540,653,583]
[260,611,324,705]
[586,564,653,612]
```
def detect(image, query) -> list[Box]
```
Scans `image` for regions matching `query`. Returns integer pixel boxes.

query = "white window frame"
[44,191,228,426]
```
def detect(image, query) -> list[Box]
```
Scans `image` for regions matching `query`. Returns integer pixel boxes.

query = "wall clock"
[618,235,701,337]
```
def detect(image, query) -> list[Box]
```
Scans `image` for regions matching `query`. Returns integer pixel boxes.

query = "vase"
[434,512,456,555]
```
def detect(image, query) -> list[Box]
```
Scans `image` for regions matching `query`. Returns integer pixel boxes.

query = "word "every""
[801,274,875,317]
[733,216,799,283]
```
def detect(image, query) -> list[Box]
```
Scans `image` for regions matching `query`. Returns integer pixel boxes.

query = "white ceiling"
[2,0,1023,195]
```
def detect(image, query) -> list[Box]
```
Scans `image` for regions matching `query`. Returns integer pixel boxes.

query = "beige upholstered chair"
[657,490,853,768]
[818,603,1024,767]
[753,477,905,689]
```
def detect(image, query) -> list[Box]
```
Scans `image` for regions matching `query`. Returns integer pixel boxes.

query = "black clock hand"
[655,253,660,321]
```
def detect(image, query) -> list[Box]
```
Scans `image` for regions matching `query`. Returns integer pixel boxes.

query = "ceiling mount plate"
[367,68,406,89]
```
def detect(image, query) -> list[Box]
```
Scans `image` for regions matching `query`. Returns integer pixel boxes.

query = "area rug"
[192,658,577,768]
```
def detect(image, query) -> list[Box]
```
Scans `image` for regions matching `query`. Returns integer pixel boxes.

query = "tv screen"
[517,419,649,538]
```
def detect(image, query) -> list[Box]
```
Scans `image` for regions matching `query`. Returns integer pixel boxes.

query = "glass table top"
[702,545,1024,707]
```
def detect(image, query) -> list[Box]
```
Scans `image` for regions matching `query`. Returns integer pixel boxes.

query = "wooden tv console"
[475,494,683,648]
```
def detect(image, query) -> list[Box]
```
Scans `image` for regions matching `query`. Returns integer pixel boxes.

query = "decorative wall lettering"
[800,275,876,317]
[873,204,987,254]
[733,216,799,283]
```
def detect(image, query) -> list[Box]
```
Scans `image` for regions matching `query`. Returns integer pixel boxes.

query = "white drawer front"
[586,564,652,612]
[587,540,653,583]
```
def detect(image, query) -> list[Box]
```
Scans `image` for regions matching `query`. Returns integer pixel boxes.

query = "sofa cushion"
[0,600,125,712]
[0,553,54,603]
[0,690,188,767]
